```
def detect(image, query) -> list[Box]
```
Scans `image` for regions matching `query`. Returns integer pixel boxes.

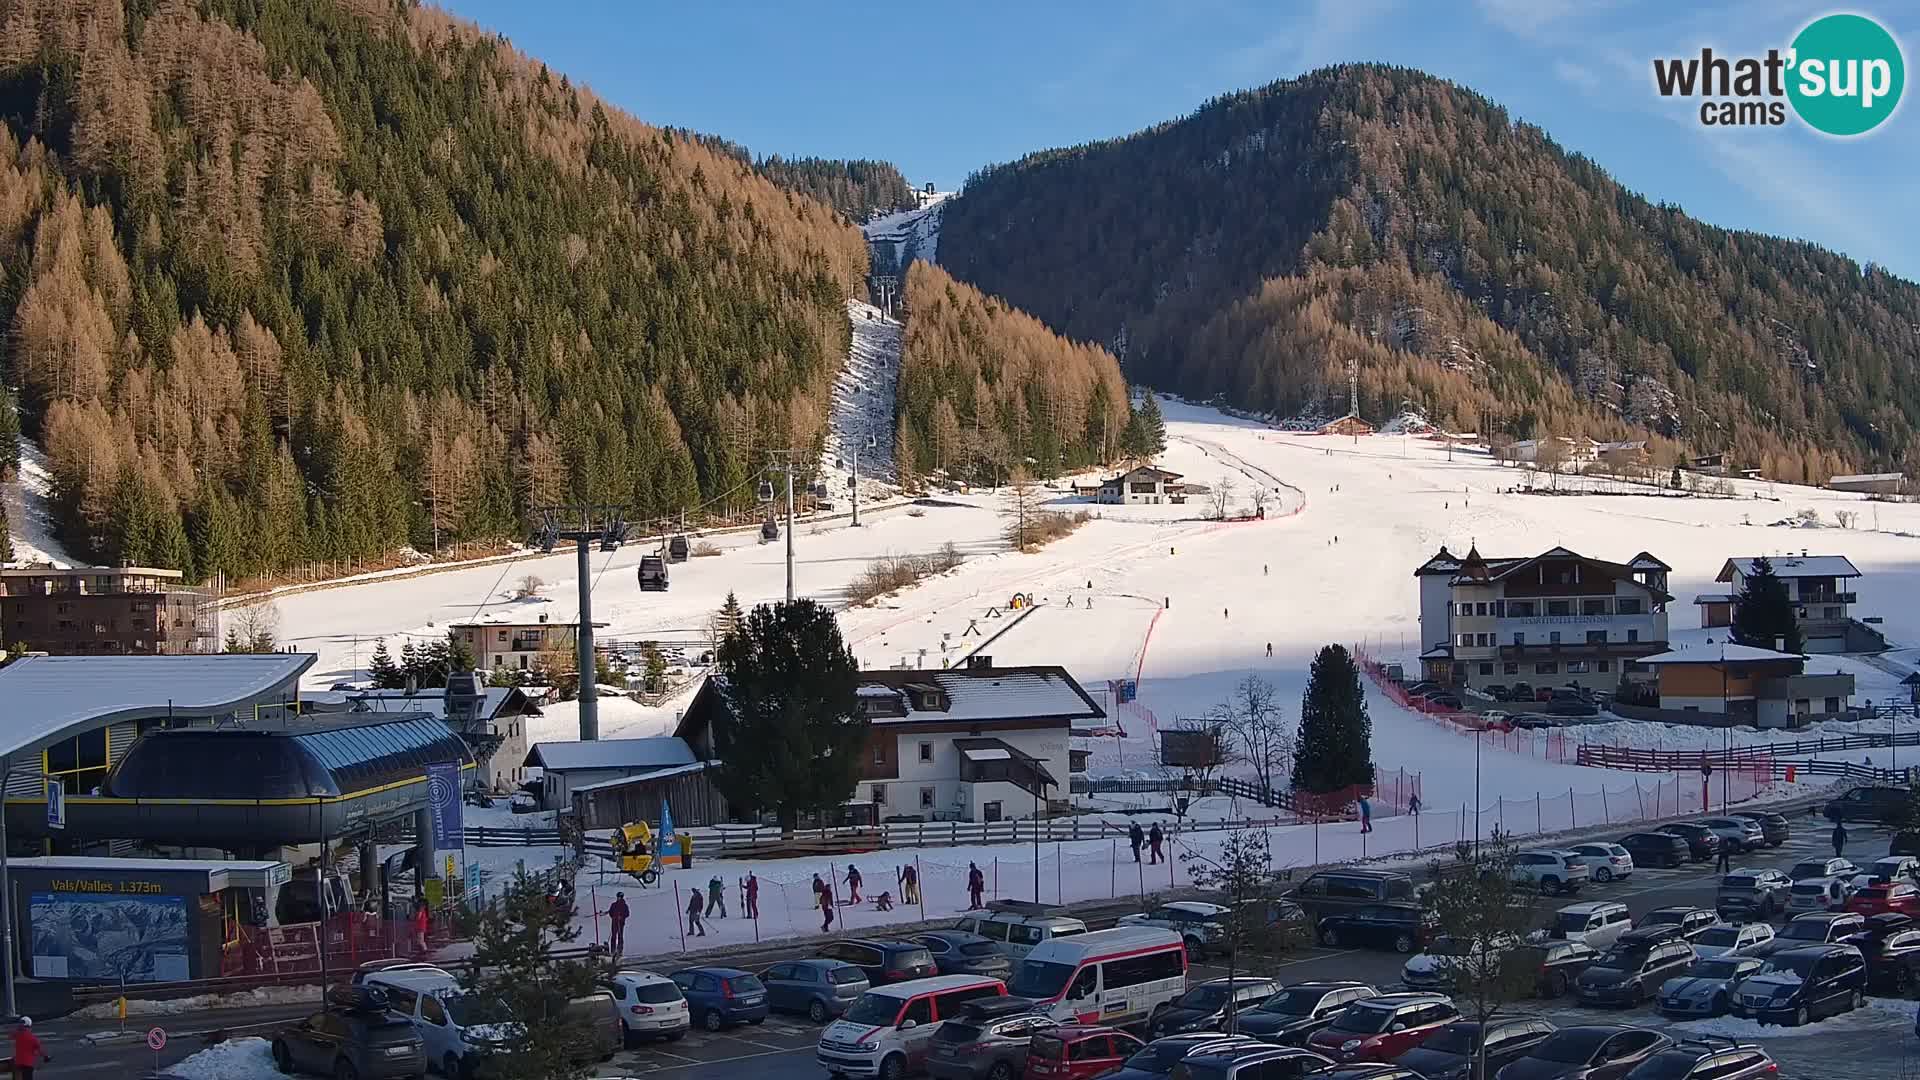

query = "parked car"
[1616,833,1689,869]
[924,997,1058,1080]
[1839,913,1920,995]
[1824,785,1908,824]
[818,974,1009,1080]
[1549,903,1632,951]
[1851,854,1920,890]
[816,939,940,985]
[669,966,769,1032]
[1635,907,1717,944]
[1304,993,1459,1063]
[1749,912,1867,957]
[915,931,1016,980]
[1654,955,1763,1018]
[1026,1025,1144,1080]
[1482,685,1513,701]
[549,988,622,1067]
[603,970,692,1043]
[1653,823,1721,862]
[1316,905,1430,953]
[1229,982,1378,1046]
[1892,831,1920,857]
[1423,693,1465,710]
[1730,810,1790,847]
[1787,876,1856,914]
[1845,880,1920,918]
[952,907,1090,960]
[1164,1045,1333,1080]
[1147,977,1282,1038]
[1107,1035,1265,1080]
[360,967,520,1080]
[272,986,426,1080]
[1564,844,1634,884]
[1119,901,1233,959]
[1788,856,1860,883]
[1511,850,1590,895]
[1319,1069,1423,1080]
[1698,817,1766,853]
[756,959,870,1024]
[1516,941,1599,998]
[1715,869,1792,922]
[1731,944,1867,1026]
[1573,939,1694,1006]
[1494,1026,1673,1080]
[1508,682,1535,702]
[1286,870,1418,921]
[1402,935,1520,992]
[1624,1040,1777,1080]
[1687,922,1772,959]
[1393,1019,1556,1080]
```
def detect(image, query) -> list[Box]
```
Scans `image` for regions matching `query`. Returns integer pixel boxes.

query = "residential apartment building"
[0,566,215,656]
[1639,643,1855,727]
[1696,555,1875,653]
[449,612,607,672]
[1415,545,1672,693]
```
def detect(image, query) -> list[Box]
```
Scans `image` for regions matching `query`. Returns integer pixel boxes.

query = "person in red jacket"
[12,1015,48,1079]
[411,898,431,955]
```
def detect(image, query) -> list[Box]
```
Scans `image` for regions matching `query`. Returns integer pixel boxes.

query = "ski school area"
[324,395,1920,959]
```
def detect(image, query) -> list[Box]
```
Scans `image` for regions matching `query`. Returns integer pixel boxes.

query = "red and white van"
[816,974,1007,1078]
[1005,927,1187,1028]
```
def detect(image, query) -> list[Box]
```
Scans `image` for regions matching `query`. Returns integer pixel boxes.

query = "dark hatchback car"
[1393,1019,1556,1080]
[1730,810,1790,847]
[1654,824,1721,862]
[1622,1040,1777,1080]
[756,958,868,1022]
[1825,785,1908,824]
[1148,977,1281,1038]
[1731,945,1867,1026]
[1231,982,1379,1045]
[1749,912,1866,957]
[1574,940,1694,1006]
[814,938,938,985]
[1635,907,1717,944]
[1171,1045,1332,1080]
[1517,941,1599,998]
[1841,912,1920,993]
[1109,1035,1266,1080]
[272,987,426,1080]
[1494,1026,1673,1080]
[914,930,1015,979]
[924,997,1057,1080]
[1617,833,1689,869]
[1316,906,1430,953]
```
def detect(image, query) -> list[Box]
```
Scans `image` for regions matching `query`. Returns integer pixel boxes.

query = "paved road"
[36,821,1916,1078]
[575,823,1919,1079]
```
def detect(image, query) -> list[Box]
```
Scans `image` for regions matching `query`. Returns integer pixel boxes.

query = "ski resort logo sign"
[1652,12,1905,135]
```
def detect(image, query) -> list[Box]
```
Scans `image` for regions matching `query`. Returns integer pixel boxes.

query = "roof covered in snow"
[1638,643,1806,665]
[0,652,314,758]
[1717,556,1860,581]
[524,736,697,772]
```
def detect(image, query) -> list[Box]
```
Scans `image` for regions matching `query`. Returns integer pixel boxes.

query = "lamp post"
[1473,723,1484,855]
[1722,653,1730,812]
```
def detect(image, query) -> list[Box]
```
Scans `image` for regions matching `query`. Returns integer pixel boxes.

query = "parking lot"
[584,820,1920,1078]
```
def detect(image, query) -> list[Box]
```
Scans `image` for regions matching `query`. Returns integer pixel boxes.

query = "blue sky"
[444,0,1917,279]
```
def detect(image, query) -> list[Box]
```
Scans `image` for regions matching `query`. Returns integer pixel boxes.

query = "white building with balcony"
[449,612,610,672]
[1415,545,1672,693]
[1697,555,1872,654]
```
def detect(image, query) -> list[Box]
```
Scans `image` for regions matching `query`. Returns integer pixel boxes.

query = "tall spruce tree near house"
[1731,556,1803,654]
[1292,644,1375,793]
[713,599,867,832]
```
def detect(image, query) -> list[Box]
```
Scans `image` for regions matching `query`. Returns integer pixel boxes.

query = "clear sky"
[442,0,1918,280]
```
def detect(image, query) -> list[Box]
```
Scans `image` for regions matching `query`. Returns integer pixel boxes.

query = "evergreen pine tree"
[1731,556,1803,653]
[0,500,12,564]
[1292,643,1374,793]
[367,639,403,689]
[445,629,476,676]
[1120,406,1149,460]
[399,640,423,688]
[1138,392,1168,455]
[0,385,18,477]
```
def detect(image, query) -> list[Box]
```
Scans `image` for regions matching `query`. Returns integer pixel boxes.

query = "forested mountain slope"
[0,0,867,581]
[939,64,1920,481]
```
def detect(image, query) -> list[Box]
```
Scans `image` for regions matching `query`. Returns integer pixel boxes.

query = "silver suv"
[1717,869,1792,922]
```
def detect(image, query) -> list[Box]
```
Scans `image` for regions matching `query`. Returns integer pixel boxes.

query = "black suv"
[1496,1026,1672,1080]
[1627,1040,1778,1080]
[1635,907,1717,944]
[1516,941,1598,998]
[1392,1018,1555,1080]
[1751,912,1866,957]
[272,985,426,1079]
[1287,870,1418,920]
[1840,912,1920,994]
[1574,939,1694,1006]
[1316,905,1430,953]
[1617,832,1689,869]
[814,939,938,985]
[1654,823,1721,862]
[1825,785,1908,824]
[1231,982,1378,1045]
[1148,977,1281,1038]
[1731,945,1867,1026]
[1730,810,1790,847]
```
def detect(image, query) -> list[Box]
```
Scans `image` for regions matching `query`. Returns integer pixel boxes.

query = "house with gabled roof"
[1696,553,1880,653]
[1414,545,1672,692]
[1097,465,1184,505]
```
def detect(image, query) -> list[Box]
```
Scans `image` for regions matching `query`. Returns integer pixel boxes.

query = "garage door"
[1804,635,1845,654]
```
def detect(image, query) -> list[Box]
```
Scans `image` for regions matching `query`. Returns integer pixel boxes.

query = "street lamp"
[1473,723,1484,855]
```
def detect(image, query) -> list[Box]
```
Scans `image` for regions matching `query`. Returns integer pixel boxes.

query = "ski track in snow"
[4,434,78,568]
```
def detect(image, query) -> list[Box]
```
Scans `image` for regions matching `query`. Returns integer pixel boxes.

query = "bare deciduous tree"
[514,574,545,599]
[1212,674,1292,799]
[1249,487,1271,517]
[1161,717,1238,799]
[1209,476,1238,520]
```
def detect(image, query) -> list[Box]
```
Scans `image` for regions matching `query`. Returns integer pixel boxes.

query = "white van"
[363,968,519,1080]
[1005,926,1187,1027]
[1548,902,1632,950]
[816,974,1006,1079]
[952,906,1089,960]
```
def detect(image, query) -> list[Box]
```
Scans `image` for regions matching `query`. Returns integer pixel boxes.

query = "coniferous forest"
[894,260,1129,489]
[940,64,1920,482]
[0,0,868,581]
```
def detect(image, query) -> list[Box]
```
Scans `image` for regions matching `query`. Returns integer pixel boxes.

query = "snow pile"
[166,1037,279,1080]
[5,435,77,568]
[73,984,322,1019]
[1673,995,1911,1038]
